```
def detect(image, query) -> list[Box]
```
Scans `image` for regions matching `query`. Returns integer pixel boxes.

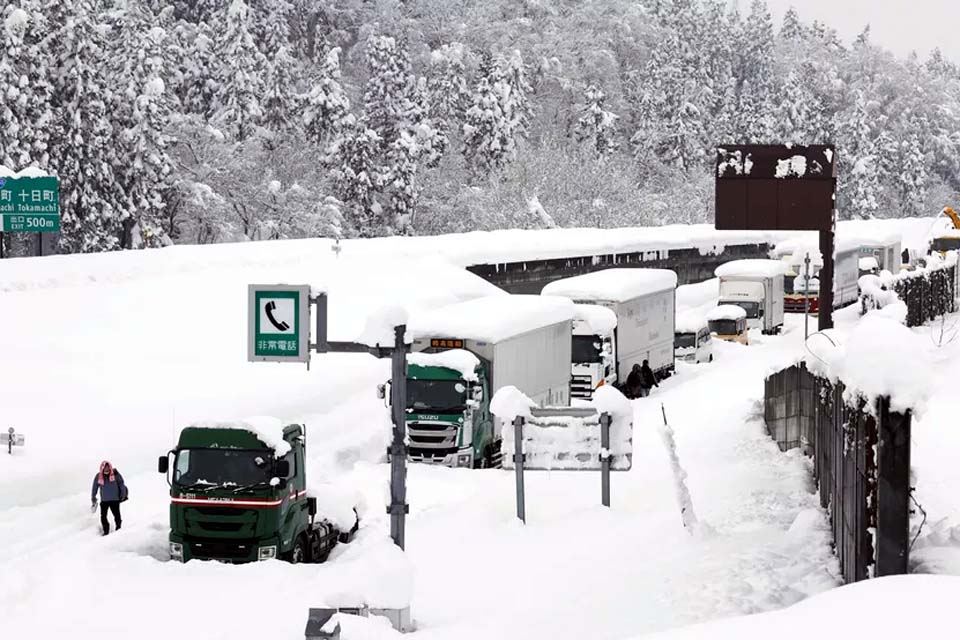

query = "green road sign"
[0,175,60,233]
[248,284,311,363]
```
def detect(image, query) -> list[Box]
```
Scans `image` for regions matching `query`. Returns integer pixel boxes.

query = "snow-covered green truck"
[158,419,357,563]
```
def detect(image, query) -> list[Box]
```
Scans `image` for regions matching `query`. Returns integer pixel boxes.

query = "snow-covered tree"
[262,44,301,141]
[575,85,619,156]
[780,6,804,40]
[501,49,533,139]
[213,0,264,141]
[302,47,349,145]
[329,115,384,237]
[0,2,53,170]
[462,52,516,177]
[51,0,122,253]
[426,43,470,134]
[179,21,218,118]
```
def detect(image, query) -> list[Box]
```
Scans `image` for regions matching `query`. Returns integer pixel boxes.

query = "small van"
[707,304,749,346]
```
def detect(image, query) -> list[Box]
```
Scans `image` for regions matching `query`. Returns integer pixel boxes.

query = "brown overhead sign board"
[715,144,837,231]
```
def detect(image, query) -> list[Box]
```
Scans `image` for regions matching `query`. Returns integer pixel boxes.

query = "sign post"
[247,286,411,550]
[0,175,60,258]
[715,144,837,331]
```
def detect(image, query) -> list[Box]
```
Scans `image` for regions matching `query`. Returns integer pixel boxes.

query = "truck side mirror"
[275,459,291,478]
[158,455,169,474]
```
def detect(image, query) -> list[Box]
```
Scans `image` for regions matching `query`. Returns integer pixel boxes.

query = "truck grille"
[186,537,256,561]
[571,375,594,399]
[407,421,458,450]
[184,506,258,537]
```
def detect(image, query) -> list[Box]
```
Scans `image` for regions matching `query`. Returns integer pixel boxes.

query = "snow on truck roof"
[573,303,618,334]
[541,268,678,302]
[675,307,710,333]
[411,294,576,344]
[714,259,788,278]
[407,349,481,381]
[188,416,293,456]
[707,305,747,321]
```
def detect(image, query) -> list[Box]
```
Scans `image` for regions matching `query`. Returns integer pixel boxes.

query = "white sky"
[761,1,960,62]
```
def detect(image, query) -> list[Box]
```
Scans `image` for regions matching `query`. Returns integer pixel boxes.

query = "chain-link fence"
[764,363,911,583]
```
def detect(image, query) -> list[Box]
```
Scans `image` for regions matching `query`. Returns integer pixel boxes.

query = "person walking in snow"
[91,461,127,535]
[639,360,659,398]
[625,363,644,399]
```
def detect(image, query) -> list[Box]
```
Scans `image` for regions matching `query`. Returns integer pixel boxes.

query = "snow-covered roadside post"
[600,413,611,508]
[491,386,535,524]
[3,427,25,454]
[513,416,526,523]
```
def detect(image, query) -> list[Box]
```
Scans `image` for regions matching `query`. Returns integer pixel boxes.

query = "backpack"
[119,475,129,502]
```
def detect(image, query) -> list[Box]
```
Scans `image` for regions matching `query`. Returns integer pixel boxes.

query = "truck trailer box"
[541,268,677,380]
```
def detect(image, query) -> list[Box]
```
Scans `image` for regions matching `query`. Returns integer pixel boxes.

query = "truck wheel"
[288,535,308,564]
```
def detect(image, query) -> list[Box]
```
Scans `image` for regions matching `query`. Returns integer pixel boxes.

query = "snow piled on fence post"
[492,386,535,457]
[592,385,633,460]
[491,386,535,424]
[808,314,933,414]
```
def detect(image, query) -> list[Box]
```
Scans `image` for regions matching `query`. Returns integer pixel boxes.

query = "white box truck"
[773,240,863,312]
[541,268,678,386]
[406,295,575,467]
[714,260,786,335]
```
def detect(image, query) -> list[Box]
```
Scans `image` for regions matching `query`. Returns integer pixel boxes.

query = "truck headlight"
[457,454,471,467]
[258,545,277,561]
[169,542,184,562]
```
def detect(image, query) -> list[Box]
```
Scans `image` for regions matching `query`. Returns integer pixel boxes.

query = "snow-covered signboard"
[0,175,60,233]
[247,284,311,363]
[502,408,633,471]
[715,144,836,231]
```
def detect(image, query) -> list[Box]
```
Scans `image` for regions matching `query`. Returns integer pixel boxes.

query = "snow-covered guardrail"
[859,252,958,327]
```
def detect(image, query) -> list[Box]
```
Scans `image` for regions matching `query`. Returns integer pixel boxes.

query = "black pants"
[100,500,121,534]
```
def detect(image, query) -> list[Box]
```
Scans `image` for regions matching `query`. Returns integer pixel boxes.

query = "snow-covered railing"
[764,360,912,584]
[860,252,958,327]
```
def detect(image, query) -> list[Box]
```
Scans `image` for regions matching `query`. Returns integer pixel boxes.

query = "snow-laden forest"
[1,0,959,254]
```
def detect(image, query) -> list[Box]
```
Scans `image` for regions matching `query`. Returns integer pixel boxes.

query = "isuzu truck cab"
[158,419,356,563]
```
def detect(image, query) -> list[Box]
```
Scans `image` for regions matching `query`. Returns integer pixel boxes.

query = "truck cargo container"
[541,268,678,385]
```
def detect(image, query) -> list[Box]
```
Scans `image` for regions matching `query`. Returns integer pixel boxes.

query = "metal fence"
[764,363,911,583]
[891,260,958,328]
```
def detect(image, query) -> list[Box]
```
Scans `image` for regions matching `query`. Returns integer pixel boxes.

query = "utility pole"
[312,293,410,550]
[804,252,811,341]
[818,211,836,331]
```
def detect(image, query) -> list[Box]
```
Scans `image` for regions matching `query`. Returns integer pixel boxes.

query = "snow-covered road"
[0,314,842,640]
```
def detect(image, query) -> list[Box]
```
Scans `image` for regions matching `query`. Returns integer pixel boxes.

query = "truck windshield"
[709,319,739,335]
[407,379,466,411]
[571,335,603,364]
[674,332,696,349]
[784,275,795,294]
[728,301,760,319]
[173,449,273,488]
